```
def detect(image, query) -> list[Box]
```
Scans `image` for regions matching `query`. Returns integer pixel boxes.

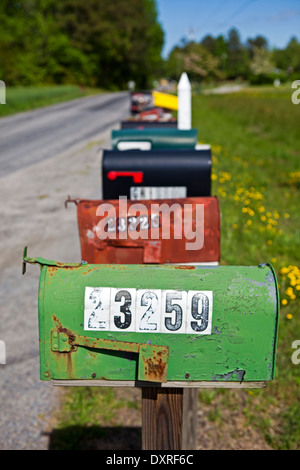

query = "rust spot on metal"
[143,356,167,381]
[52,315,63,329]
[173,265,195,270]
[81,268,94,275]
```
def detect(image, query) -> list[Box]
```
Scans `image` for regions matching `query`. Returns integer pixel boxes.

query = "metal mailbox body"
[102,149,211,200]
[111,128,198,150]
[70,196,220,264]
[121,120,178,129]
[130,90,153,114]
[24,259,279,384]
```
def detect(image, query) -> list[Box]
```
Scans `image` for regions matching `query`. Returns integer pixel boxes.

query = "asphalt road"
[0,91,130,449]
[0,91,129,176]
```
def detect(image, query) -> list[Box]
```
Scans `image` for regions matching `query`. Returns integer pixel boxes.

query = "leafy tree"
[0,0,164,88]
[226,28,248,78]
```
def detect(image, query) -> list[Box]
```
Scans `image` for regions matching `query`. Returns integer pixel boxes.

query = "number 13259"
[84,287,213,335]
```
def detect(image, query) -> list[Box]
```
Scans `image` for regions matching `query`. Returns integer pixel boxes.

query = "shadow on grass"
[46,425,142,450]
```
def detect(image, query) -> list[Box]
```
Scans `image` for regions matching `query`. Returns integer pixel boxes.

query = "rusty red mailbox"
[66,196,220,265]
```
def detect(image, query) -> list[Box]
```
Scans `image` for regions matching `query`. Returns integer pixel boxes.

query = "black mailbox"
[102,149,211,200]
[121,120,178,129]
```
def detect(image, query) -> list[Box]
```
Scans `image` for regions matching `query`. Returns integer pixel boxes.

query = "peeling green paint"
[23,253,279,383]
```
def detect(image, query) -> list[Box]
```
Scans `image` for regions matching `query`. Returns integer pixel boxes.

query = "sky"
[156,0,300,57]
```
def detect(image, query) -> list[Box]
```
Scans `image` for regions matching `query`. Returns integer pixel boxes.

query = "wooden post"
[142,387,198,450]
[177,73,191,130]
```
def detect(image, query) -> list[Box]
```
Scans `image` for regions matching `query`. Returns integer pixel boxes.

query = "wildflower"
[282,299,288,305]
[286,314,293,320]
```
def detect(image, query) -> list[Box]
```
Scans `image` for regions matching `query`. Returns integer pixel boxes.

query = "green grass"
[0,84,105,117]
[50,387,133,450]
[193,84,300,449]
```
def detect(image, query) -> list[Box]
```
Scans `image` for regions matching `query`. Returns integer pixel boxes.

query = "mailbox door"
[111,129,198,150]
[102,149,211,199]
[75,197,220,264]
[28,260,279,384]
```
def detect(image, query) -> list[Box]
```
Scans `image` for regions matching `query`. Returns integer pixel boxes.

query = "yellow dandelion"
[247,220,252,226]
[286,314,293,320]
[282,299,288,305]
[267,240,273,245]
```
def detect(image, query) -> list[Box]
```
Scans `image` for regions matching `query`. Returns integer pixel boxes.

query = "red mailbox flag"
[66,197,220,265]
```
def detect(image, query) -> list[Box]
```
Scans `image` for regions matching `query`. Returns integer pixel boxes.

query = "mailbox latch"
[51,329,169,383]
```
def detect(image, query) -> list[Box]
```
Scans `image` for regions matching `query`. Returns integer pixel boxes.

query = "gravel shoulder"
[0,93,128,449]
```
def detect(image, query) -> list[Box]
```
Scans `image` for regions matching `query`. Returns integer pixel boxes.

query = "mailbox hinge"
[51,329,169,383]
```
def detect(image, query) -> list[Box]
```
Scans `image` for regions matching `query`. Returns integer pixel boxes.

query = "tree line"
[164,28,300,85]
[0,0,164,89]
[1,1,299,89]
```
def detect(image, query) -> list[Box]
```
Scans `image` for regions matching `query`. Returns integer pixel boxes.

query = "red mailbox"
[66,196,221,265]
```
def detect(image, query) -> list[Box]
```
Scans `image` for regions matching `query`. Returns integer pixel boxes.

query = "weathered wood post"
[142,387,198,450]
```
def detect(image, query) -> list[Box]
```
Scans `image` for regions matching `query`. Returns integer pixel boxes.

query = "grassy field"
[192,84,300,450]
[50,84,300,450]
[0,85,104,117]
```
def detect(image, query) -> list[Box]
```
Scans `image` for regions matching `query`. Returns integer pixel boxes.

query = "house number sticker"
[84,287,213,335]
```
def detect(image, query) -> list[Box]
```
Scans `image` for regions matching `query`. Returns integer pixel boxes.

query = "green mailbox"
[23,251,279,387]
[111,128,198,150]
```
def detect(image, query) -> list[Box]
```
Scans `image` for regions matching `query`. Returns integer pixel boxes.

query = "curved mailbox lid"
[121,120,178,129]
[23,254,279,385]
[111,128,198,150]
[68,196,221,265]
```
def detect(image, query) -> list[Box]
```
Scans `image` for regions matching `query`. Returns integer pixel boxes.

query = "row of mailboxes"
[24,93,279,388]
